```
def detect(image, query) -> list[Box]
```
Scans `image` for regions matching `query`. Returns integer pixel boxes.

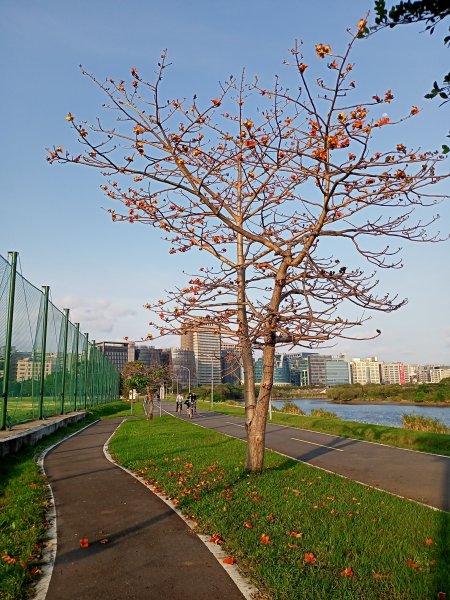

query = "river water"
[271,398,450,428]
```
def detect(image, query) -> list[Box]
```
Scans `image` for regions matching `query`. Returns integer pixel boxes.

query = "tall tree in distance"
[48,22,448,472]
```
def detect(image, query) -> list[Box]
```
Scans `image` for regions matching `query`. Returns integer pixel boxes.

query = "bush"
[282,401,305,415]
[310,408,339,418]
[402,414,449,434]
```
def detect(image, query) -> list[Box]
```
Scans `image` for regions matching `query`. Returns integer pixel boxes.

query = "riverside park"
[2,1,450,598]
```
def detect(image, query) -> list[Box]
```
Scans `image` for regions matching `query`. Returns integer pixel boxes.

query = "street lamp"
[211,357,214,408]
[178,365,191,393]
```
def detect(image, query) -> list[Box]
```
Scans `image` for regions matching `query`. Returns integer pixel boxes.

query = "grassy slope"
[109,416,450,600]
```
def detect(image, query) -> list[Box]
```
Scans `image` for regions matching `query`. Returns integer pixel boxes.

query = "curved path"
[43,418,246,600]
[163,402,450,512]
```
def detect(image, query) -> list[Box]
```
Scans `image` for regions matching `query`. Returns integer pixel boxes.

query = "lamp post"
[211,357,214,409]
[178,365,191,393]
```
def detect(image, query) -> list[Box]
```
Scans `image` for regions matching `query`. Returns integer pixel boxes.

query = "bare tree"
[49,24,448,472]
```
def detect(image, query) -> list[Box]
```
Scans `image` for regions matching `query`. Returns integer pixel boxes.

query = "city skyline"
[2,1,449,365]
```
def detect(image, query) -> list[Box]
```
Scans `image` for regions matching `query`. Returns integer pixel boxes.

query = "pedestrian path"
[42,418,247,600]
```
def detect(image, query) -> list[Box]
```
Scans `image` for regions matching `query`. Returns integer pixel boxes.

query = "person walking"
[191,392,197,414]
[176,392,183,414]
[184,395,193,419]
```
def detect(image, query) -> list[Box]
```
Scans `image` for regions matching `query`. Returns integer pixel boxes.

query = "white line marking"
[226,421,245,428]
[290,437,344,451]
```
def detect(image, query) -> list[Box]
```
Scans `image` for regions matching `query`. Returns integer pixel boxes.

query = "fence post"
[91,340,96,406]
[60,308,70,415]
[83,333,89,409]
[73,323,80,411]
[38,285,50,420]
[1,251,18,431]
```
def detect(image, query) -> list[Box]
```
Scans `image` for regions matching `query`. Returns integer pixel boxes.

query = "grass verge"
[0,401,130,600]
[109,416,450,600]
[192,399,450,456]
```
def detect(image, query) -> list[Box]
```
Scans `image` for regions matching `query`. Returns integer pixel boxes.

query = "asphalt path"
[163,401,450,512]
[43,418,246,600]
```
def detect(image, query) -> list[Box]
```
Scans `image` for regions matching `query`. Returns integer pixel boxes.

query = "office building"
[351,357,382,385]
[96,341,135,372]
[221,343,241,385]
[181,321,221,385]
[171,348,197,388]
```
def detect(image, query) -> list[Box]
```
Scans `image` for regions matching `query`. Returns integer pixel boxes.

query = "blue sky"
[1,0,449,364]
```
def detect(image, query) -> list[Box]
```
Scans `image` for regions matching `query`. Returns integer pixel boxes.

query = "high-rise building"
[308,355,331,386]
[350,357,381,385]
[286,353,314,386]
[171,348,197,388]
[96,341,135,372]
[325,356,351,386]
[221,343,241,385]
[181,322,221,385]
[381,362,405,385]
[16,354,56,382]
[135,346,162,367]
[254,353,291,386]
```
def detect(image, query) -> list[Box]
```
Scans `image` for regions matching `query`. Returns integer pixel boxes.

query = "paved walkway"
[43,418,247,600]
[164,402,450,512]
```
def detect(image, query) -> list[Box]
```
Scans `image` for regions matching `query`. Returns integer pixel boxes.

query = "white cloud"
[54,295,136,337]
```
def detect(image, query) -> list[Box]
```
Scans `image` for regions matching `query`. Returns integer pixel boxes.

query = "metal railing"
[0,252,120,429]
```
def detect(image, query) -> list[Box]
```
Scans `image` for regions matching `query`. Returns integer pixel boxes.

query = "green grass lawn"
[109,416,450,599]
[193,399,450,456]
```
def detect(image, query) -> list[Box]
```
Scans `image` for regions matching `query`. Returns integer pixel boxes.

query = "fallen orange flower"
[260,533,272,545]
[243,522,253,529]
[425,538,433,545]
[79,538,89,549]
[223,557,236,565]
[341,566,354,577]
[289,531,303,538]
[304,552,316,564]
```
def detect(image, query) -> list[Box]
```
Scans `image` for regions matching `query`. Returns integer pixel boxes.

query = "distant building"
[286,353,313,386]
[135,346,162,367]
[181,321,221,385]
[429,366,450,383]
[308,355,331,386]
[96,341,135,372]
[325,356,351,386]
[254,353,291,386]
[381,362,405,385]
[171,348,197,388]
[350,357,381,385]
[221,343,241,385]
[16,354,56,382]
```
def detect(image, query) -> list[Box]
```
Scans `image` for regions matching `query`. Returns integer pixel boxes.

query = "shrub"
[282,401,305,415]
[402,414,449,434]
[310,408,339,418]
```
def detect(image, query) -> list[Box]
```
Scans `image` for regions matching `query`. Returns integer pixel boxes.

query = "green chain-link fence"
[0,252,120,429]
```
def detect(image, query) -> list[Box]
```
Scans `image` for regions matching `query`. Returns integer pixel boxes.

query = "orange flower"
[341,566,354,577]
[209,532,224,545]
[79,538,89,548]
[384,90,394,103]
[65,112,74,121]
[425,538,433,545]
[299,63,308,73]
[410,105,419,115]
[244,119,253,130]
[304,552,316,564]
[289,531,303,538]
[245,139,257,149]
[211,98,221,106]
[223,556,236,565]
[315,43,331,59]
[244,522,253,529]
[260,533,272,545]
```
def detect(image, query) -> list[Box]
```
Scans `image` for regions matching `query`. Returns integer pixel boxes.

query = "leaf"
[442,145,450,154]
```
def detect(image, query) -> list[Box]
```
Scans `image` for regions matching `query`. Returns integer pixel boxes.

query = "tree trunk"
[245,343,276,472]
